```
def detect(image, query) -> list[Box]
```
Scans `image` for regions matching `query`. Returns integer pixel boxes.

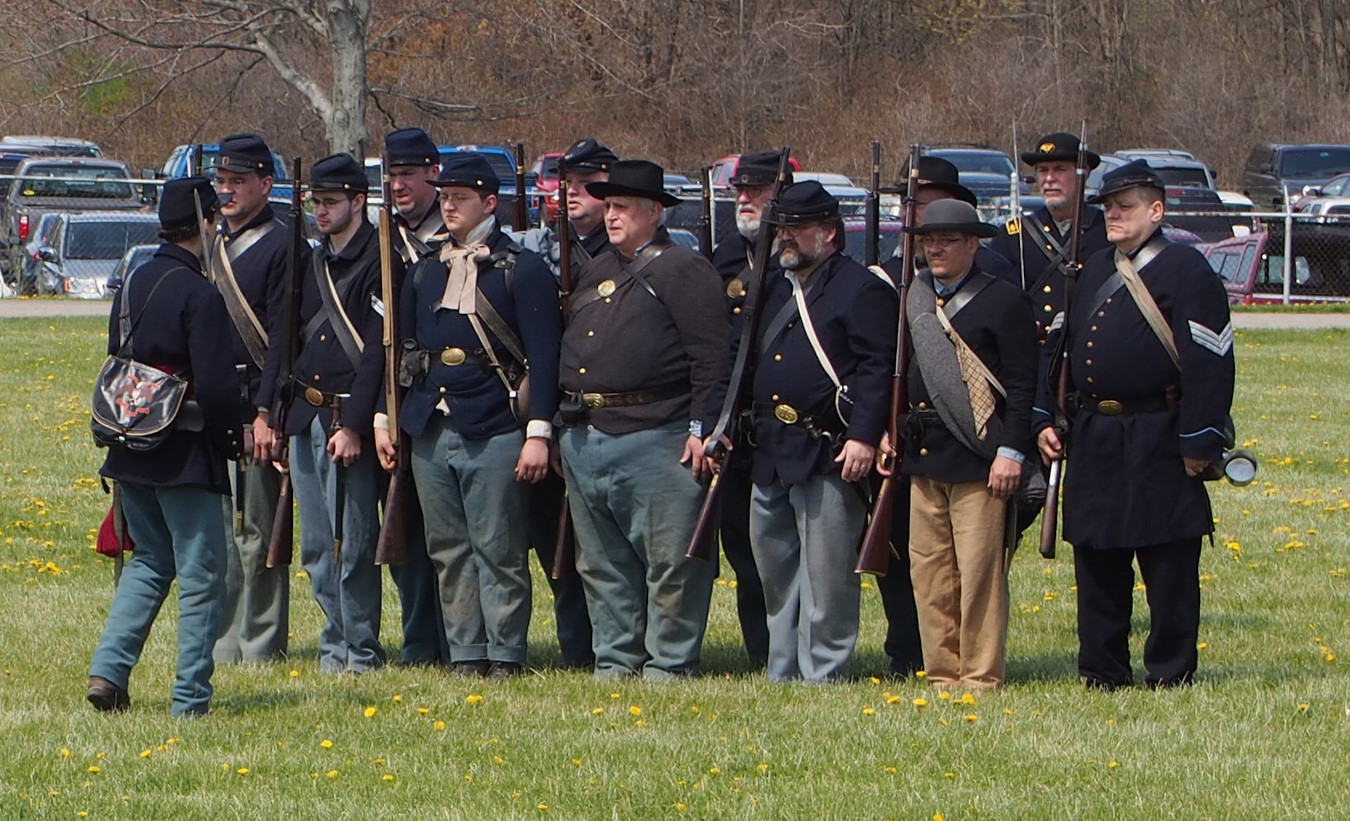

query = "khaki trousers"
[908,475,1010,689]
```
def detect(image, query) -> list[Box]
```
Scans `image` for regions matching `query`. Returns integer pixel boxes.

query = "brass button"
[1098,310,1106,317]
[1043,304,1052,312]
[1090,325,1098,332]
[771,394,779,401]
[1085,359,1093,366]
[1086,377,1094,384]
[578,367,587,374]
[1043,285,1052,293]
[227,429,234,435]
[733,307,742,315]
[587,424,594,431]
[1105,297,1112,304]
[936,298,946,307]
[313,374,321,381]
[587,330,595,337]
[918,402,927,409]
[439,386,447,394]
[1086,341,1094,348]
[603,297,612,304]
[919,447,929,456]
[773,354,782,362]
[319,333,327,341]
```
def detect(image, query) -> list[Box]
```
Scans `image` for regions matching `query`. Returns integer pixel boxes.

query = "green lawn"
[0,318,1346,820]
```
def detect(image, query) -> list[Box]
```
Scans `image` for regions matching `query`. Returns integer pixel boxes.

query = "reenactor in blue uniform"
[208,132,294,665]
[1036,161,1235,690]
[88,177,247,716]
[744,181,896,682]
[559,159,729,681]
[899,199,1038,691]
[389,154,561,678]
[260,153,386,673]
[990,132,1110,334]
[705,151,788,669]
[368,127,450,667]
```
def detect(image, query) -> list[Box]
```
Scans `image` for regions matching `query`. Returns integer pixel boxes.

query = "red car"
[531,152,564,224]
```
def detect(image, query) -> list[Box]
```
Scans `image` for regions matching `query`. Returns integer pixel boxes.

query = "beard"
[735,210,760,239]
[779,243,816,271]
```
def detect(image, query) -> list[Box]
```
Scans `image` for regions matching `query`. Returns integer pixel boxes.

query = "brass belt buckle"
[1097,399,1124,416]
[774,404,799,424]
[440,347,467,366]
[581,393,606,409]
[304,386,325,407]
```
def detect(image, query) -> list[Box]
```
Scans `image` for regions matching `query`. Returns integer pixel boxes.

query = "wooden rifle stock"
[1037,123,1090,560]
[855,143,923,576]
[265,157,305,569]
[685,148,792,561]
[375,153,408,566]
[550,170,577,581]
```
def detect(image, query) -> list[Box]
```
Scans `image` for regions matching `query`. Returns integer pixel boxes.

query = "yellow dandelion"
[364,706,378,718]
[1003,709,1014,716]
[610,692,620,699]
[571,758,582,767]
[629,706,642,716]
[938,718,948,725]
[635,719,647,727]
[757,763,769,773]
[690,705,700,714]
[78,813,88,819]
[289,669,300,678]
[139,750,151,758]
[870,676,881,685]
[591,707,604,715]
[237,768,249,776]
[434,720,446,731]
[886,694,900,704]
[964,714,978,723]
[1108,761,1119,769]
[538,803,549,811]
[375,758,387,766]
[676,803,687,812]
[60,748,71,758]
[1197,642,1209,650]
[493,756,505,764]
[960,693,975,705]
[913,698,928,708]
[943,771,955,778]
[320,739,334,749]
[939,691,952,700]
[884,766,897,774]
[326,770,339,778]
[916,670,926,678]
[935,815,945,821]
[709,766,721,775]
[392,694,402,703]
[862,707,876,716]
[382,774,395,782]
[466,694,484,704]
[87,766,100,774]
[1297,703,1310,712]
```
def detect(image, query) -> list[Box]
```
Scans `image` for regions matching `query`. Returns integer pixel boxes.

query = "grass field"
[0,317,1347,820]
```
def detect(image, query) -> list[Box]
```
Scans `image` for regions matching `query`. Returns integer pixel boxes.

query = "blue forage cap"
[159,176,221,230]
[309,152,368,193]
[1088,159,1165,204]
[385,127,439,167]
[430,152,499,194]
[217,133,273,174]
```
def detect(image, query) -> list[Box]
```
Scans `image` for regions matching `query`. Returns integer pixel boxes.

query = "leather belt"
[1069,391,1177,416]
[294,381,350,409]
[419,346,491,368]
[570,381,688,410]
[750,401,841,438]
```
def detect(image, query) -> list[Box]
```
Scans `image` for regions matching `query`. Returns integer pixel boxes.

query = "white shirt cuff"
[526,419,554,440]
[373,412,390,431]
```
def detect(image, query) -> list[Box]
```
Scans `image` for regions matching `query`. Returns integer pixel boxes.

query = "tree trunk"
[325,0,371,156]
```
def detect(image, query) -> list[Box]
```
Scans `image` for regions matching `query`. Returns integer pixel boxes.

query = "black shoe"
[486,662,524,680]
[87,676,130,713]
[559,656,594,671]
[1084,678,1130,692]
[450,660,491,678]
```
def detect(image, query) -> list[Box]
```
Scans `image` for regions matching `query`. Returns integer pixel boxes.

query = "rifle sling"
[305,254,370,370]
[1023,213,1075,294]
[211,221,278,369]
[1112,236,1180,369]
[568,243,667,314]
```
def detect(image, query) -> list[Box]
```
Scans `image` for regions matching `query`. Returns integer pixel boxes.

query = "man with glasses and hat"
[898,198,1037,691]
[385,153,560,678]
[1035,160,1234,691]
[260,152,387,674]
[88,177,247,716]
[742,180,896,683]
[367,126,450,668]
[990,132,1109,332]
[558,158,728,681]
[208,132,297,667]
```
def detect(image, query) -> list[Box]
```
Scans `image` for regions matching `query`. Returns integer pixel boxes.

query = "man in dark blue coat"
[208,132,294,665]
[260,153,386,674]
[745,181,896,682]
[388,153,561,677]
[365,126,450,668]
[1036,161,1235,690]
[88,177,247,716]
[705,150,789,669]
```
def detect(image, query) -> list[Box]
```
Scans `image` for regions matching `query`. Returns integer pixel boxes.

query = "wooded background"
[3,0,1348,185]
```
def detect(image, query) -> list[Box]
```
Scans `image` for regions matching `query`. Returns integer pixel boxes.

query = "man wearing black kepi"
[1036,160,1234,690]
[369,126,449,668]
[875,155,1021,679]
[385,153,560,678]
[208,132,293,666]
[88,177,246,716]
[705,151,787,669]
[511,136,617,668]
[900,199,1037,691]
[558,159,728,681]
[744,180,895,683]
[990,132,1109,334]
[259,153,386,673]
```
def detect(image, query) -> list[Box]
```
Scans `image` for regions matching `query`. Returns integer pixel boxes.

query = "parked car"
[1203,222,1350,304]
[0,151,35,198]
[1239,143,1350,209]
[709,154,802,190]
[1162,187,1236,242]
[843,217,905,263]
[1114,149,1217,188]
[0,157,148,282]
[0,135,102,157]
[29,212,161,298]
[105,243,157,294]
[161,143,295,203]
[926,147,1029,204]
[531,152,564,223]
[17,212,63,294]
